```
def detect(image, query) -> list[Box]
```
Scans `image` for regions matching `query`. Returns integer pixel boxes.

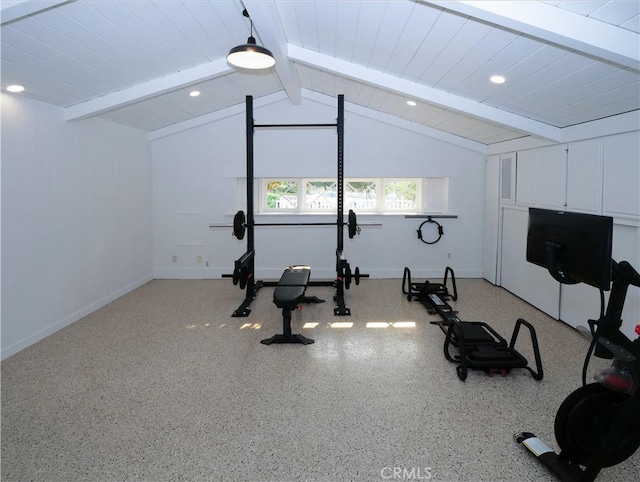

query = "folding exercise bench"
[403,267,543,381]
[261,265,324,345]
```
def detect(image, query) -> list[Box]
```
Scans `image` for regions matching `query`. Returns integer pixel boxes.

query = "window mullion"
[298,178,304,213]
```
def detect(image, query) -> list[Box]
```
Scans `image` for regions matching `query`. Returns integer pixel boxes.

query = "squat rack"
[227,94,366,317]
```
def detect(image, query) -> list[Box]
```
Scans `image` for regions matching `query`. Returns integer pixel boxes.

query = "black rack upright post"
[246,95,255,262]
[232,95,262,317]
[334,94,350,315]
[337,94,344,253]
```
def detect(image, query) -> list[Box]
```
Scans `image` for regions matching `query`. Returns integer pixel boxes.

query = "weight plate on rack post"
[344,265,352,289]
[348,210,357,239]
[233,210,246,240]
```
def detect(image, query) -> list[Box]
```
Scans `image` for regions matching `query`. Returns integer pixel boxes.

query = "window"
[265,180,298,211]
[305,181,337,211]
[260,178,448,215]
[384,180,417,212]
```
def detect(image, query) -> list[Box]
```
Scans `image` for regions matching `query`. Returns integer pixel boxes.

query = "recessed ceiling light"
[189,90,200,97]
[7,84,25,93]
[490,75,506,84]
[406,100,417,106]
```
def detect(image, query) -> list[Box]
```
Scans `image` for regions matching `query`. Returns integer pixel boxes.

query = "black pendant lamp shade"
[227,10,276,70]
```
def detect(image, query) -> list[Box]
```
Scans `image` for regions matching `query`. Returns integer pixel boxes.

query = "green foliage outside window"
[384,181,417,208]
[266,181,298,209]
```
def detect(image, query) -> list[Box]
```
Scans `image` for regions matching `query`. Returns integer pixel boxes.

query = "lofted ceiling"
[1,0,639,148]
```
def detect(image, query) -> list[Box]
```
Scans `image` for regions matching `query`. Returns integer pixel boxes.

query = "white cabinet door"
[566,139,602,214]
[560,283,603,330]
[515,149,538,206]
[484,155,500,284]
[612,224,640,341]
[538,145,567,209]
[500,207,560,318]
[603,131,640,220]
[516,145,566,208]
[561,224,640,338]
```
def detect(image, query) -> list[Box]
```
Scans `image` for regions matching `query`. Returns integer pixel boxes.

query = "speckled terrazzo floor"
[2,278,639,482]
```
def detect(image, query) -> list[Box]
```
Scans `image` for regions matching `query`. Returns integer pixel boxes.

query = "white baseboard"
[1,274,153,361]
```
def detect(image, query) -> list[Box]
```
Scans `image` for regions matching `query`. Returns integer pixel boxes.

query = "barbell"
[210,209,381,240]
[228,260,365,291]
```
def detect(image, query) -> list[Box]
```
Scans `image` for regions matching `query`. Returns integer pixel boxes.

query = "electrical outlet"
[172,255,177,263]
[197,256,202,264]
[447,253,451,259]
[206,261,209,267]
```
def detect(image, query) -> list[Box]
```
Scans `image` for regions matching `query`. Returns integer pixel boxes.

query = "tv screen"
[526,208,613,290]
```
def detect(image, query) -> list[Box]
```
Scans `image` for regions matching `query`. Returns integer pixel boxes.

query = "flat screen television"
[526,208,613,290]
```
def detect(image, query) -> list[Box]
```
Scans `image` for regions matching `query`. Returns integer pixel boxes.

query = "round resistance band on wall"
[417,216,444,245]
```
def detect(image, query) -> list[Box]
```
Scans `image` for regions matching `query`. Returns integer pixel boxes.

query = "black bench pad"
[273,265,311,310]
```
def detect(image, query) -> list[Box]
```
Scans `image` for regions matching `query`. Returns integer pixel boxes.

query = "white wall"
[488,128,640,340]
[1,94,153,359]
[152,95,487,281]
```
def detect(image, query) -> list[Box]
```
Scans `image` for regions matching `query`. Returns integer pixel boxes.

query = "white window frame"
[260,179,300,213]
[259,177,447,215]
[382,178,422,213]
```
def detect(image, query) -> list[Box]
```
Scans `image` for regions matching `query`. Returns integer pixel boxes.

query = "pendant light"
[227,9,276,70]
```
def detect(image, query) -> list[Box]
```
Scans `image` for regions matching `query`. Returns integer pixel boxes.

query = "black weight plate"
[344,265,352,289]
[348,210,357,239]
[233,210,246,240]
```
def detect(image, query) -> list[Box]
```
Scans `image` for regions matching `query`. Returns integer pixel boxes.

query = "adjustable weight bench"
[261,265,324,345]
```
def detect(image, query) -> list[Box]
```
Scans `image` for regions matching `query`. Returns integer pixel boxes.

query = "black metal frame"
[231,95,355,317]
[516,260,640,481]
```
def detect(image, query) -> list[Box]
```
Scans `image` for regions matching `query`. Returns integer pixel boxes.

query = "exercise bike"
[515,208,640,481]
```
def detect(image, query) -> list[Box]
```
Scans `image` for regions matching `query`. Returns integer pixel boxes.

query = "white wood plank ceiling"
[1,0,638,147]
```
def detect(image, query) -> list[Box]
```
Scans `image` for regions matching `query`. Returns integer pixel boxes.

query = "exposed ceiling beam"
[242,0,302,104]
[65,59,233,121]
[0,0,74,25]
[288,45,562,141]
[423,1,640,72]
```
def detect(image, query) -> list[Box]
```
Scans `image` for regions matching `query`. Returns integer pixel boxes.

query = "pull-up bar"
[255,123,338,128]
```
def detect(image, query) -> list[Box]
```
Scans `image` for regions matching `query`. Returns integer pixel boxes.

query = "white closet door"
[483,155,500,284]
[501,207,560,319]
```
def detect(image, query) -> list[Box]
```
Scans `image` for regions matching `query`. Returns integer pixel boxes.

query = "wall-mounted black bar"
[209,221,383,229]
[255,123,338,128]
[404,215,459,219]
